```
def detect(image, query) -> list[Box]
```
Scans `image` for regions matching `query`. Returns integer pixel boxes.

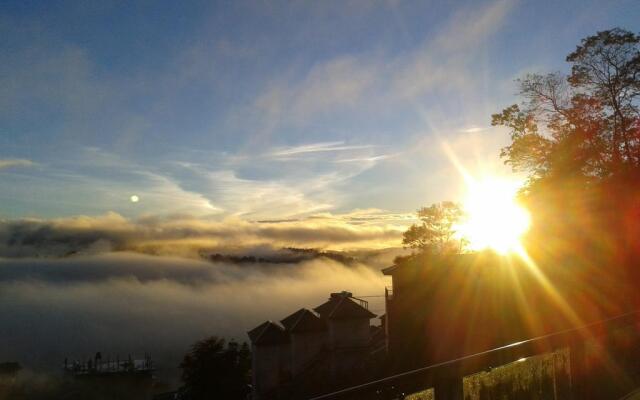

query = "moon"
[130,195,139,203]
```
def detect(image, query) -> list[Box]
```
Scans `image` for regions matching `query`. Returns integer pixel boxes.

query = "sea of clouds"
[0,212,405,384]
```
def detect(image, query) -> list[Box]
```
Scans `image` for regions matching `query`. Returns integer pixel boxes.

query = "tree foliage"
[179,336,251,400]
[494,28,640,188]
[491,28,640,277]
[402,201,464,254]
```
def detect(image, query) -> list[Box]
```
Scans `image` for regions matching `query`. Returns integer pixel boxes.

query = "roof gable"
[328,297,376,320]
[247,321,270,342]
[289,310,326,333]
[281,308,326,333]
[281,309,307,331]
[247,321,289,345]
[313,298,341,319]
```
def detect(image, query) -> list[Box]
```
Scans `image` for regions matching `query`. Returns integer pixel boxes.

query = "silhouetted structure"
[248,291,380,399]
[63,352,154,379]
[383,251,640,373]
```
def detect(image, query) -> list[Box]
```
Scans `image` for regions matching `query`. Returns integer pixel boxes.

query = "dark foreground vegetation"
[178,336,251,400]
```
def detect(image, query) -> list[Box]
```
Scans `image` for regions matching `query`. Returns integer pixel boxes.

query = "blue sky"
[1,0,639,220]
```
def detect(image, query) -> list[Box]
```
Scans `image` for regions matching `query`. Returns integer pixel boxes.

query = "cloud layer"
[0,210,411,259]
[0,206,402,384]
[0,207,405,383]
[0,252,388,385]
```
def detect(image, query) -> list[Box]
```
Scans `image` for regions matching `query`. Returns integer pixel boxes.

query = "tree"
[494,28,640,188]
[491,28,640,276]
[402,201,464,254]
[179,336,251,400]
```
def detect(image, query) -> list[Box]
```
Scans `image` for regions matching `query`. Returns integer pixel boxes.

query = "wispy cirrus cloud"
[390,0,514,100]
[268,141,376,158]
[0,146,220,218]
[166,141,397,219]
[242,0,515,137]
[200,169,335,218]
[334,153,399,164]
[252,55,379,131]
[1,141,394,221]
[0,158,34,170]
[458,126,489,134]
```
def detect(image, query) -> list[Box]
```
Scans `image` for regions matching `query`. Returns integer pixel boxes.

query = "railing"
[351,296,369,310]
[308,309,640,399]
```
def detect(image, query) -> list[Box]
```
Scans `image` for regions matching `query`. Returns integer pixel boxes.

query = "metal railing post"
[568,338,587,400]
[433,366,463,400]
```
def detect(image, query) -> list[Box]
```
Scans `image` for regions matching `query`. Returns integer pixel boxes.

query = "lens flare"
[457,178,531,254]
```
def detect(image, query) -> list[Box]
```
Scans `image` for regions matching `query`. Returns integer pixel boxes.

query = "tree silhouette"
[402,201,464,254]
[494,28,640,188]
[491,27,640,283]
[179,336,251,400]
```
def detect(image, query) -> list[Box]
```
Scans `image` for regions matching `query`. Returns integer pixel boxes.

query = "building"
[381,250,634,373]
[383,252,553,371]
[247,291,379,399]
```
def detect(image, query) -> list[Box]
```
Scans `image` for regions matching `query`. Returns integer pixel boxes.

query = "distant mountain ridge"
[200,247,357,265]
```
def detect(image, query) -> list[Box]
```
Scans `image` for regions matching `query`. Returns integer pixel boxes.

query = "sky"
[1,0,639,222]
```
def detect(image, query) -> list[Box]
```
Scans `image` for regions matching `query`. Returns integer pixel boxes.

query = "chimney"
[330,291,352,299]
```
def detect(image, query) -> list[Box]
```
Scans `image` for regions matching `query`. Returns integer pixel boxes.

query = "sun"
[457,177,531,254]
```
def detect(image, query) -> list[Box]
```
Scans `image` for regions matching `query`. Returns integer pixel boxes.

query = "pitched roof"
[313,295,376,320]
[281,308,326,333]
[313,297,341,319]
[280,309,306,330]
[329,296,376,319]
[247,321,270,342]
[247,321,289,345]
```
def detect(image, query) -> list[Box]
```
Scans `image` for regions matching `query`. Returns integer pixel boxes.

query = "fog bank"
[0,252,388,385]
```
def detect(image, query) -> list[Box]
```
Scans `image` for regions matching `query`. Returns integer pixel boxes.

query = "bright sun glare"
[457,178,531,254]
